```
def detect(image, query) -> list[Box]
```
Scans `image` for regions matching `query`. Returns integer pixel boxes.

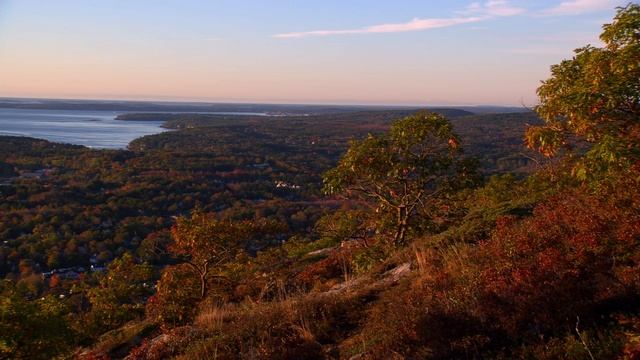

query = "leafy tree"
[526,3,640,179]
[137,230,172,264]
[323,112,479,245]
[170,210,283,299]
[86,253,154,333]
[145,264,199,328]
[0,280,75,359]
[314,209,371,247]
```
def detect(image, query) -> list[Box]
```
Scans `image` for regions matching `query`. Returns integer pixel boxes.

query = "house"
[274,180,301,190]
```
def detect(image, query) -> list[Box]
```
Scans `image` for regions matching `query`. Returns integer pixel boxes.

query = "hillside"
[1,105,636,359]
[2,5,639,359]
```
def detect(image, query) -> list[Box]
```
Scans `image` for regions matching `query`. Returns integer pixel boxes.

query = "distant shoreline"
[0,97,530,115]
[0,108,167,150]
[114,112,274,122]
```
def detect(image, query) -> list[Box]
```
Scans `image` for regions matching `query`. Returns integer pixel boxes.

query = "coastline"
[0,108,167,150]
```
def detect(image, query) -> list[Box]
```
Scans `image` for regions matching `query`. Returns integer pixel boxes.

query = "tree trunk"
[200,272,207,299]
[394,206,408,245]
[186,261,210,299]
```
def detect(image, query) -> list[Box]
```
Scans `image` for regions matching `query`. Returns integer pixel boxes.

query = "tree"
[145,264,200,328]
[323,111,479,245]
[314,209,372,247]
[526,4,640,180]
[87,253,153,333]
[137,230,172,264]
[170,210,283,299]
[0,280,76,359]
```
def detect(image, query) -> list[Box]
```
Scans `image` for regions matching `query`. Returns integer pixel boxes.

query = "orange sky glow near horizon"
[0,0,623,106]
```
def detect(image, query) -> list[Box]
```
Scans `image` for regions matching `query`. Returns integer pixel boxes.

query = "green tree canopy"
[526,3,640,179]
[87,253,154,333]
[170,210,284,299]
[0,281,75,359]
[323,111,479,245]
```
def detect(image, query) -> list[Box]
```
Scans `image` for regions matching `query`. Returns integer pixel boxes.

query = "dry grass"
[78,320,157,359]
[413,246,428,273]
[341,255,353,284]
[194,303,235,331]
[292,315,316,342]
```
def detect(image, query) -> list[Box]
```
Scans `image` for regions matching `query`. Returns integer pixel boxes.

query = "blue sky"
[0,0,629,105]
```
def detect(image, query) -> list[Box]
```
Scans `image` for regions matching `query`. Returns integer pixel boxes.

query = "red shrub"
[295,248,354,290]
[359,178,640,357]
[473,187,640,335]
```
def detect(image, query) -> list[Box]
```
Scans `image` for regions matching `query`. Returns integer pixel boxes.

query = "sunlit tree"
[170,210,284,299]
[526,4,640,179]
[323,112,479,245]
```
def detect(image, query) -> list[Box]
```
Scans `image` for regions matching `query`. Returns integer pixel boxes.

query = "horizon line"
[0,95,532,109]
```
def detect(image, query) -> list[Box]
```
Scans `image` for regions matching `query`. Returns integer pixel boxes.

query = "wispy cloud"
[274,1,525,39]
[458,0,526,17]
[542,0,619,16]
[274,17,484,39]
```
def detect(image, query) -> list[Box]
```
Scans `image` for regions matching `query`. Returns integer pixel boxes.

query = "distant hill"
[454,105,532,114]
[2,97,514,116]
[116,109,474,128]
[127,110,542,175]
[0,98,426,115]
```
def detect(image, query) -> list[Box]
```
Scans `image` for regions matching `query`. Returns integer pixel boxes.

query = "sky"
[0,0,630,106]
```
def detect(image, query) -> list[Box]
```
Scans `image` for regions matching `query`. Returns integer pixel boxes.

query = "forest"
[1,4,639,359]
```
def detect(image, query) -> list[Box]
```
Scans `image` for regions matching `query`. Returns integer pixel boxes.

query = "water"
[0,108,166,149]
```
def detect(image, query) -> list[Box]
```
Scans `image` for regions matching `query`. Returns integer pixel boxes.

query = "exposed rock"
[306,247,335,257]
[381,262,412,284]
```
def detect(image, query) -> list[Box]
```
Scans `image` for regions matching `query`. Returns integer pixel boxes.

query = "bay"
[0,108,166,149]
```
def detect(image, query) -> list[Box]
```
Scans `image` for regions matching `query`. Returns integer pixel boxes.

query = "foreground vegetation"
[1,4,639,359]
[0,107,539,359]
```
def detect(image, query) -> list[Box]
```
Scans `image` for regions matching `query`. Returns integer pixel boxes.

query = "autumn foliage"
[526,3,640,179]
[355,172,640,358]
[2,4,640,360]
